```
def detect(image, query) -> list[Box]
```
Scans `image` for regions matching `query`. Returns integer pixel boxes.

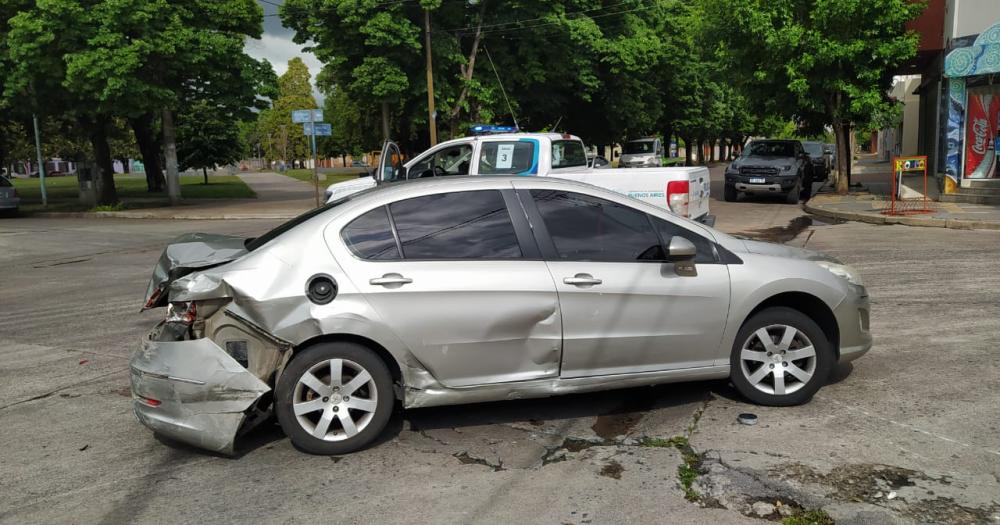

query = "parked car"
[723,139,814,203]
[802,141,830,181]
[824,143,837,167]
[133,176,871,455]
[326,131,713,224]
[0,176,19,216]
[591,155,610,169]
[619,137,665,168]
[350,160,369,168]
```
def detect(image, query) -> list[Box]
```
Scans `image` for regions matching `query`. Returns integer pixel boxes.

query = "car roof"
[431,132,582,149]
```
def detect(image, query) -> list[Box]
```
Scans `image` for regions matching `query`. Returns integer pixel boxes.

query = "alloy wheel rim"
[739,324,816,396]
[292,358,378,441]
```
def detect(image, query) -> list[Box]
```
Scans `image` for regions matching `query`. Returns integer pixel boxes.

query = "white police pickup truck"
[326,130,712,223]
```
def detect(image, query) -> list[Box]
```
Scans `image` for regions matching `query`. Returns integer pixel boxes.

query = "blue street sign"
[302,123,332,136]
[292,109,324,123]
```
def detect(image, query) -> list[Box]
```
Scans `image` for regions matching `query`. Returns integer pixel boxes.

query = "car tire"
[724,184,738,202]
[729,307,833,406]
[785,179,801,204]
[275,342,395,455]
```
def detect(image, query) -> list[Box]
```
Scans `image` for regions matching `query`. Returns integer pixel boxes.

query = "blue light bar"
[470,124,519,135]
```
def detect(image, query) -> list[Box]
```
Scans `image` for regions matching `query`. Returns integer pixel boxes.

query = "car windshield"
[624,141,655,154]
[745,141,795,157]
[0,177,11,187]
[802,142,823,156]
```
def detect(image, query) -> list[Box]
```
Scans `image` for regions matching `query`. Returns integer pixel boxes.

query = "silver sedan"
[0,176,19,216]
[131,176,871,455]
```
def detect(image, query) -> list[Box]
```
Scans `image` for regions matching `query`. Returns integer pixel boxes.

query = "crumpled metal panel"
[130,334,270,455]
[142,233,248,309]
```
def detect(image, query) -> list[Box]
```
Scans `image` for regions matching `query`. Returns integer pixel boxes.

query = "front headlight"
[782,165,793,171]
[815,260,864,286]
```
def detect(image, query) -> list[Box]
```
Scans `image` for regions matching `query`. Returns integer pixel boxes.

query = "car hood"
[738,238,839,263]
[734,155,796,167]
[142,233,248,310]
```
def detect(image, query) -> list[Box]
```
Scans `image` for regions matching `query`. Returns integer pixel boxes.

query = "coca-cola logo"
[971,118,989,155]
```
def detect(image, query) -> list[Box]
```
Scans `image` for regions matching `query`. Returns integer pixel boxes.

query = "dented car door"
[333,188,562,388]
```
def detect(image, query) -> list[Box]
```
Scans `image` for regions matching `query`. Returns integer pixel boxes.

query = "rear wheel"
[275,342,394,455]
[724,184,738,202]
[729,307,833,406]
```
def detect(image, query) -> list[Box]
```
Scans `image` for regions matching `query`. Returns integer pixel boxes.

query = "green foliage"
[13,174,255,206]
[257,58,319,162]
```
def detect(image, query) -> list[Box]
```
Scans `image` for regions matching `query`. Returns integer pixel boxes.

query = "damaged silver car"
[131,176,871,455]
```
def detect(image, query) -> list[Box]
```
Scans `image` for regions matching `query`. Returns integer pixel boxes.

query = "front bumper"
[129,328,270,455]
[833,285,872,363]
[726,173,798,193]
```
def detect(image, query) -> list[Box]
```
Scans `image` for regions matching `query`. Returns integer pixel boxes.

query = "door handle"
[369,274,413,286]
[563,274,602,286]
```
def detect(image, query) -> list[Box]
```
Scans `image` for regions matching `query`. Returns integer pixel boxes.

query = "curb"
[804,201,1000,231]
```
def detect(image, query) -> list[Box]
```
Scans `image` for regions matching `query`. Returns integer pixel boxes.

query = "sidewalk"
[34,172,321,220]
[805,192,1000,230]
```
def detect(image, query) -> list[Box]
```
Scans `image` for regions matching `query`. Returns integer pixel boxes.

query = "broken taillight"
[137,396,161,407]
[165,301,197,325]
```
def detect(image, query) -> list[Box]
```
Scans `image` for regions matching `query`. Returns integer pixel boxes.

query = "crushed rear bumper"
[129,328,270,455]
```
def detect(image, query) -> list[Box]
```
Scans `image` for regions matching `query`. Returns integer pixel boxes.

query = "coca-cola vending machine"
[964,87,1000,179]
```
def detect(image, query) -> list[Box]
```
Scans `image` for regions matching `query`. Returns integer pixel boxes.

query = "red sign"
[964,91,998,179]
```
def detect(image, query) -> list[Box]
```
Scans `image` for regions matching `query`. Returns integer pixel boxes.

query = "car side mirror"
[668,237,697,260]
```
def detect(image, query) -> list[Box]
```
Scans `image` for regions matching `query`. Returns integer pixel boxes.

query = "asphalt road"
[2,169,999,524]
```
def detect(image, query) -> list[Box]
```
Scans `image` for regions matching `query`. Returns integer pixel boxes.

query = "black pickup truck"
[724,139,814,203]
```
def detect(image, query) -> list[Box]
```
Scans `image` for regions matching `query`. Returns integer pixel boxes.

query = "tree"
[257,58,318,163]
[703,0,923,192]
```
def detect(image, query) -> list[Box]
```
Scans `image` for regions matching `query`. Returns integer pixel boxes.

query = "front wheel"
[724,184,738,202]
[729,307,834,406]
[785,178,801,204]
[275,342,394,455]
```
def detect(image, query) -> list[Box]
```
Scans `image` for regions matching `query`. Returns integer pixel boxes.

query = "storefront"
[943,21,1000,192]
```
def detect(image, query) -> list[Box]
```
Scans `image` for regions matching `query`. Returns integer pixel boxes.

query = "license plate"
[749,177,766,184]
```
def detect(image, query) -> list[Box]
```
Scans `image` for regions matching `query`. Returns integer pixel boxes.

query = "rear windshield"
[245,196,353,251]
[0,177,11,187]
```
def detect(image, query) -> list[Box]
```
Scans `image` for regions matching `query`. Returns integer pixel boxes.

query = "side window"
[650,217,717,264]
[389,190,522,259]
[408,144,473,179]
[479,141,535,174]
[531,190,664,262]
[551,140,588,169]
[341,206,401,260]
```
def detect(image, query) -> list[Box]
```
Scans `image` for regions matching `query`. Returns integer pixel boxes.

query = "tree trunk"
[833,120,850,194]
[203,167,208,185]
[129,113,165,192]
[682,137,692,166]
[381,101,390,141]
[162,108,181,205]
[695,138,704,165]
[84,115,118,205]
[449,0,487,138]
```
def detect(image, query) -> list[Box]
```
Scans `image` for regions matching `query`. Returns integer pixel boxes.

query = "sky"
[243,0,325,103]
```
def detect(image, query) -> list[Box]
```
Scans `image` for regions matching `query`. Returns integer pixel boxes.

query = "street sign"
[292,109,324,123]
[302,123,332,136]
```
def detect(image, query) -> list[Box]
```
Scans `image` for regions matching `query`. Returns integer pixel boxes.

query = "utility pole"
[32,114,47,207]
[424,8,437,146]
